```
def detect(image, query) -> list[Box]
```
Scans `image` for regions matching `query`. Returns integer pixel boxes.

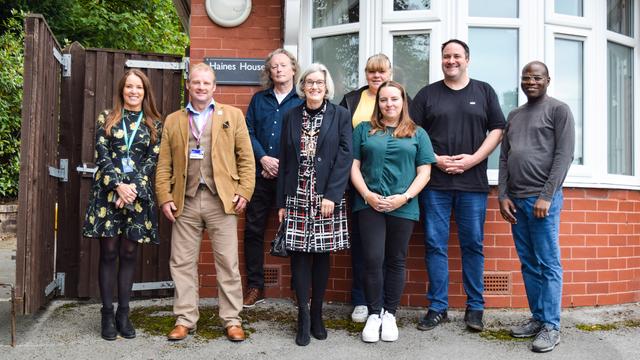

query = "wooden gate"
[16,15,61,314]
[17,14,185,313]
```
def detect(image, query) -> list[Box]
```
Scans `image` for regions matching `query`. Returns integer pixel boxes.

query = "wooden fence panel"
[68,49,183,298]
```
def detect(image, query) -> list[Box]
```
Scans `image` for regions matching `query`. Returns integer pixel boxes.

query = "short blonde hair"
[365,53,392,74]
[189,62,216,82]
[296,63,335,100]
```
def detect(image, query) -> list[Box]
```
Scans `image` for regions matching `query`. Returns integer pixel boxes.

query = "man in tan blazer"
[156,63,255,342]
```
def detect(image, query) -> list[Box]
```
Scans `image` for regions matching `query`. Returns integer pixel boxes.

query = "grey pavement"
[1,297,639,360]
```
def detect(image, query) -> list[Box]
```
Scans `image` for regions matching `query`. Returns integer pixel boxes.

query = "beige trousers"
[170,187,242,328]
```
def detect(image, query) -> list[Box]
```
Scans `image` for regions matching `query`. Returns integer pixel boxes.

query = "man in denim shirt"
[243,49,303,307]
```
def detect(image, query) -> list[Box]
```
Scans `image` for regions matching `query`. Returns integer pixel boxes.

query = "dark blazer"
[276,101,353,208]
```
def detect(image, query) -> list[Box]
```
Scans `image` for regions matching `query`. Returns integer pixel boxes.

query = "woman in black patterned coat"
[276,63,352,346]
[82,69,162,341]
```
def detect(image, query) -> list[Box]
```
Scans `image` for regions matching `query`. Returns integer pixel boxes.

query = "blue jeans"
[421,189,487,312]
[511,191,563,330]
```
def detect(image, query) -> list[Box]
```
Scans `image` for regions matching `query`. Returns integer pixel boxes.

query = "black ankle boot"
[101,307,117,341]
[115,306,136,339]
[295,305,311,346]
[310,303,327,340]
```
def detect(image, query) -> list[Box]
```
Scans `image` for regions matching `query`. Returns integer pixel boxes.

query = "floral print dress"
[82,110,162,244]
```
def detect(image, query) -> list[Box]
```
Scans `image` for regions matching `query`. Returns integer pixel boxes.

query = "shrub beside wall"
[0,11,24,201]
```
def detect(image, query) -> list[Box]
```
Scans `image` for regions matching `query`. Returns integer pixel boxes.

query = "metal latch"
[48,159,68,182]
[76,163,98,177]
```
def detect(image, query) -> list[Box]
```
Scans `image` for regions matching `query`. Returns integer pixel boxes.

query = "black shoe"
[417,309,449,331]
[100,307,117,341]
[295,306,311,346]
[310,304,327,340]
[115,306,136,339]
[464,308,484,332]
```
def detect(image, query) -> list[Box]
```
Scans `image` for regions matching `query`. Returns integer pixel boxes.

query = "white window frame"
[545,26,591,179]
[381,0,441,23]
[544,0,594,29]
[380,22,442,86]
[288,0,640,190]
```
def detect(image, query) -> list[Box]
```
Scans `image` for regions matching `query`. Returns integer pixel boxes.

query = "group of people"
[82,38,575,353]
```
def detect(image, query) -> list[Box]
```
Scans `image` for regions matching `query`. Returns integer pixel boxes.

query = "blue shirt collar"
[186,99,215,115]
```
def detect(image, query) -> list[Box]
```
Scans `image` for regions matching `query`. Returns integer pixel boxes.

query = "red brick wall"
[190,1,640,308]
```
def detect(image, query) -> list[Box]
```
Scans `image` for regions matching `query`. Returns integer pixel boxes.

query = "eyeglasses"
[521,76,548,82]
[304,79,326,88]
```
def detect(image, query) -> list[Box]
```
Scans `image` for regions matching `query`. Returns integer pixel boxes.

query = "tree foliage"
[0,11,24,200]
[3,0,188,55]
[0,1,188,200]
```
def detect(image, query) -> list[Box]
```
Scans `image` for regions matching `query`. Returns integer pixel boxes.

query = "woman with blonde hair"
[83,69,162,341]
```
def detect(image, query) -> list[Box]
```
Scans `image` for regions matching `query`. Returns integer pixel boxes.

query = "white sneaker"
[381,310,398,342]
[362,314,382,343]
[351,305,369,323]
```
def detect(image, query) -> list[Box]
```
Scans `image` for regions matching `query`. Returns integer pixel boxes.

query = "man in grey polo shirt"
[498,61,575,353]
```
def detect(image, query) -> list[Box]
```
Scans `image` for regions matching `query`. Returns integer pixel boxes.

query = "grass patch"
[325,318,365,334]
[621,319,640,328]
[479,329,529,342]
[576,323,618,331]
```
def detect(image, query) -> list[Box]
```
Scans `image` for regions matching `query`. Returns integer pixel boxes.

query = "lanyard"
[188,107,212,148]
[122,111,144,158]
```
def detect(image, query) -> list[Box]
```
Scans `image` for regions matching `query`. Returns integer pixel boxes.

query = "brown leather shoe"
[167,325,195,341]
[225,325,245,342]
[242,288,264,308]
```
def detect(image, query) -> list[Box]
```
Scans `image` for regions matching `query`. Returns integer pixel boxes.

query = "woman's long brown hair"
[103,69,161,143]
[369,80,416,138]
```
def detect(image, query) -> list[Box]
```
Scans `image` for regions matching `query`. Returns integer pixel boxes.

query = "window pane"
[607,0,634,36]
[468,27,519,169]
[555,0,584,16]
[607,42,634,175]
[392,34,430,98]
[394,0,430,11]
[313,0,359,28]
[313,34,359,101]
[555,38,584,165]
[469,0,518,18]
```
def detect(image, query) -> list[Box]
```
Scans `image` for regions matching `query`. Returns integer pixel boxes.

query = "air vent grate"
[484,272,511,294]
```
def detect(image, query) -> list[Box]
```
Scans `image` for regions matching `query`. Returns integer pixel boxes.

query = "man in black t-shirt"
[410,39,505,333]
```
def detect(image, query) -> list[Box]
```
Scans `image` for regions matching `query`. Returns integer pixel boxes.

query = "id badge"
[190,148,205,159]
[121,157,134,173]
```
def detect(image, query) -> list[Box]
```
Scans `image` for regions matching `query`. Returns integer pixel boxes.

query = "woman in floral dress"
[82,69,162,341]
[276,63,352,346]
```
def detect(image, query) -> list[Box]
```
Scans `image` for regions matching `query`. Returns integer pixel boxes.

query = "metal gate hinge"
[48,159,68,182]
[52,47,71,77]
[125,58,186,71]
[44,272,65,297]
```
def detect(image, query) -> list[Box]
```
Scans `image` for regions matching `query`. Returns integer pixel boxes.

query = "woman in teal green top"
[351,81,435,343]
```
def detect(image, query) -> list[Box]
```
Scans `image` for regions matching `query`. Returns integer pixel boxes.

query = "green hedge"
[0,11,24,201]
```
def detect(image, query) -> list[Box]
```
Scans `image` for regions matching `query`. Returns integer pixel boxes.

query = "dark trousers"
[349,189,366,306]
[243,177,277,289]
[290,251,330,309]
[358,208,414,315]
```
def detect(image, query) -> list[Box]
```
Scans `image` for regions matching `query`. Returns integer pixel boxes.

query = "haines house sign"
[205,0,252,28]
[203,58,264,85]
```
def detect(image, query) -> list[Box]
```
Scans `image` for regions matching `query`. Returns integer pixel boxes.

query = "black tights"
[99,237,139,310]
[290,252,330,311]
